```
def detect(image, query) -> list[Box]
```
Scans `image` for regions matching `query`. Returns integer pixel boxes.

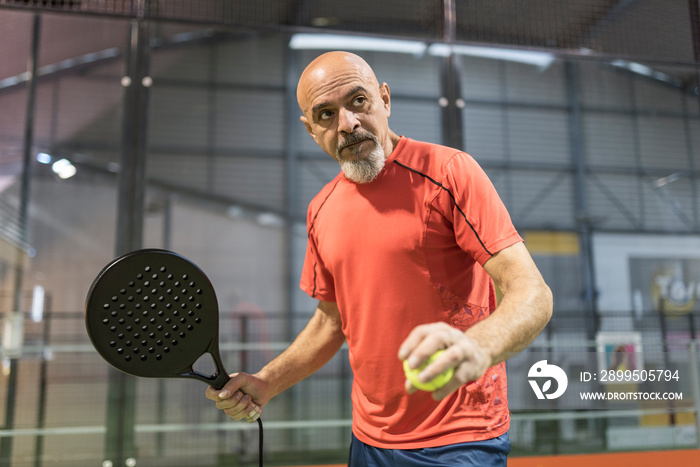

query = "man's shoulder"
[395,137,470,178]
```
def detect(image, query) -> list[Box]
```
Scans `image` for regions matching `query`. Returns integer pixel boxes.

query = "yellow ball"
[403,350,454,391]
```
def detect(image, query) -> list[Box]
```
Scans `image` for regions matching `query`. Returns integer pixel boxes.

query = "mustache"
[337,131,378,153]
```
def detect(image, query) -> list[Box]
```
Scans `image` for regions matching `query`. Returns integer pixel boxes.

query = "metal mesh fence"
[0,0,697,64]
[1,309,699,465]
[1,1,700,465]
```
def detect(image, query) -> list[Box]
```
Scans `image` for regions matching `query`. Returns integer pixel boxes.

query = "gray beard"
[340,146,386,184]
[336,132,386,184]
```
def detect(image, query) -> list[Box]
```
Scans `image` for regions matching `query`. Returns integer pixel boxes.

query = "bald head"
[295,51,400,183]
[296,52,380,115]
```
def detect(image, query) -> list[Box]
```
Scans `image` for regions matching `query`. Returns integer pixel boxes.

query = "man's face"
[298,58,393,183]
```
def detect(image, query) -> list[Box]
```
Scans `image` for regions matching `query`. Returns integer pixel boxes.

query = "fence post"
[689,339,700,448]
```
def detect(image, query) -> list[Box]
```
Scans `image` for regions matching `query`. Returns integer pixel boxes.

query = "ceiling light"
[610,60,683,87]
[289,34,426,55]
[51,159,76,179]
[288,33,554,68]
[36,153,52,164]
[429,43,555,68]
[654,172,681,188]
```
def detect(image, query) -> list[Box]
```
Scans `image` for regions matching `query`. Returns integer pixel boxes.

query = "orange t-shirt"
[300,137,522,449]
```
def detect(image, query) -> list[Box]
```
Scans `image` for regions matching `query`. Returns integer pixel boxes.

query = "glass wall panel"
[1,1,699,464]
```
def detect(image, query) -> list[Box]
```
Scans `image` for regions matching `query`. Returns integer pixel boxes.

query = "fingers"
[217,390,262,421]
[404,377,418,395]
[204,374,243,403]
[397,324,432,362]
[399,322,458,369]
[399,322,491,400]
[205,374,263,423]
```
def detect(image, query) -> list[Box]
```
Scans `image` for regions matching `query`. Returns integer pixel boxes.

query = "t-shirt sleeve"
[440,152,523,265]
[299,229,336,302]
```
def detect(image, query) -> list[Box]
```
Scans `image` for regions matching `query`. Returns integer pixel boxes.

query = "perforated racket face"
[85,249,228,386]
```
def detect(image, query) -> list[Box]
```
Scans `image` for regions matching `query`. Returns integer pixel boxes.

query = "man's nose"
[338,107,360,133]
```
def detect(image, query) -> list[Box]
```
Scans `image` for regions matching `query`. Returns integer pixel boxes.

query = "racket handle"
[210,371,262,425]
[210,371,231,391]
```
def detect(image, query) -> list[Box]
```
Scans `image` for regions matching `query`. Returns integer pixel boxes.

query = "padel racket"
[85,248,263,466]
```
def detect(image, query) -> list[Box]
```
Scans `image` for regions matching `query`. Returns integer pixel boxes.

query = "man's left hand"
[398,322,491,400]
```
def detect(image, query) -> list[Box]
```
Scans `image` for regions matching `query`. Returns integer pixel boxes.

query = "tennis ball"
[403,350,454,391]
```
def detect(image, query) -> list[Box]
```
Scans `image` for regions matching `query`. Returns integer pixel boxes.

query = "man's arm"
[206,300,345,420]
[257,300,345,397]
[398,241,552,400]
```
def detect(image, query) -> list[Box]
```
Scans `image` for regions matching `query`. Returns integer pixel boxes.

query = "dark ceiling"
[0,0,697,65]
[0,0,697,167]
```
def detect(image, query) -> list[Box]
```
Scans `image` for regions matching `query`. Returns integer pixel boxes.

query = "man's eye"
[353,96,366,106]
[319,110,333,120]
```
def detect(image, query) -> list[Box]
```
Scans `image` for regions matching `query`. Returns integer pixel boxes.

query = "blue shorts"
[348,432,510,467]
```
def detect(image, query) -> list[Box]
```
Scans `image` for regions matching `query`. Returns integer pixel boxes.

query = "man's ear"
[380,82,391,118]
[300,115,317,142]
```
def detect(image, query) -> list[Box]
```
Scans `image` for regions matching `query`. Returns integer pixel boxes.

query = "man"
[207,51,552,466]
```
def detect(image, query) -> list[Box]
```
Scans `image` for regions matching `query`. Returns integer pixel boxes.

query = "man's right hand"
[205,372,266,422]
